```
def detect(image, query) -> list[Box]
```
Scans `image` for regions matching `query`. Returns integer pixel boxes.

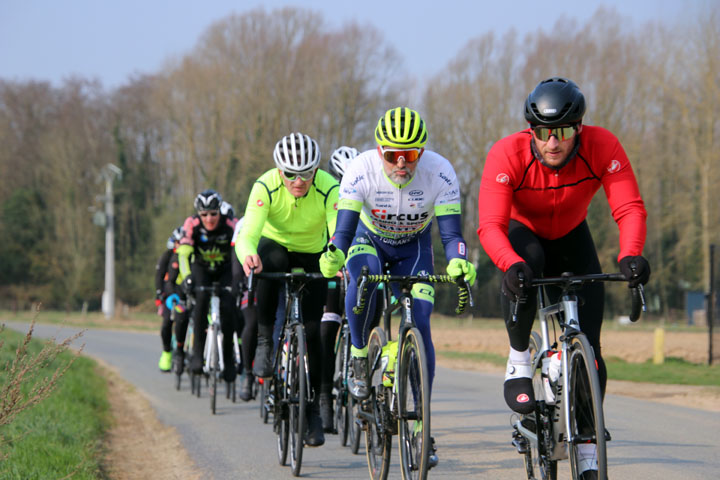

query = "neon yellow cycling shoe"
[158,350,172,372]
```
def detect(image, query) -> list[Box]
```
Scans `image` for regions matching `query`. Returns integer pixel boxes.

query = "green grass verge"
[0,309,158,332]
[437,350,720,387]
[606,356,720,386]
[0,327,110,479]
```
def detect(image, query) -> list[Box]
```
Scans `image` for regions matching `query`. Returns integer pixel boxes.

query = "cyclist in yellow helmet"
[319,107,477,468]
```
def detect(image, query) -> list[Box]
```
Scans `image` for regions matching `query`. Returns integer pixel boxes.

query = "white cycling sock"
[509,347,530,364]
[321,312,341,323]
[576,443,598,472]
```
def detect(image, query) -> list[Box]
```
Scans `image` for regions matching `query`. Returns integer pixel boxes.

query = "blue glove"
[319,246,345,278]
[447,258,477,286]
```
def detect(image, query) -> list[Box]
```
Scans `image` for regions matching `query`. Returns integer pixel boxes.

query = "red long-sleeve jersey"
[477,126,647,272]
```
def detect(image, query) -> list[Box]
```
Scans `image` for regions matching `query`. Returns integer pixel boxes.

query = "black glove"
[182,276,194,296]
[502,262,534,299]
[619,255,651,288]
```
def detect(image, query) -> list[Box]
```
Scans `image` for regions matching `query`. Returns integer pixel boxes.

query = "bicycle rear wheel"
[397,327,431,480]
[523,331,557,480]
[289,324,307,477]
[335,327,350,446]
[273,376,290,466]
[350,397,362,454]
[567,334,607,479]
[364,327,391,480]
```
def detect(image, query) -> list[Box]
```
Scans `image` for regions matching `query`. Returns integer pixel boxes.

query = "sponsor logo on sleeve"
[496,173,510,185]
[607,159,621,173]
[256,199,264,207]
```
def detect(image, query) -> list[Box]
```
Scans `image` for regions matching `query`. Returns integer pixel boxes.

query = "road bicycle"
[249,268,327,477]
[354,266,472,480]
[510,271,645,480]
[190,283,235,414]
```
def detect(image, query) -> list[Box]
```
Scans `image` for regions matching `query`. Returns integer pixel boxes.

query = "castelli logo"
[333,202,338,210]
[496,173,510,185]
[608,159,621,173]
[517,393,530,403]
[256,199,264,207]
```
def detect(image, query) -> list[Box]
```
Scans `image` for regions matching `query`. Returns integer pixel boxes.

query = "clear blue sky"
[0,0,696,90]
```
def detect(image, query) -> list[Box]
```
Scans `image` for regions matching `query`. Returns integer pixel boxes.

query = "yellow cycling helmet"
[374,107,428,149]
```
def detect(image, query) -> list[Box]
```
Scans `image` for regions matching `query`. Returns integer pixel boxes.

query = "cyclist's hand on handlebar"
[502,262,533,299]
[243,254,262,276]
[182,276,194,296]
[447,258,477,286]
[319,244,345,278]
[619,255,651,288]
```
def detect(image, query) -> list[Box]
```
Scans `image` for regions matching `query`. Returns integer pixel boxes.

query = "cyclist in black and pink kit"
[177,190,239,382]
[477,77,650,480]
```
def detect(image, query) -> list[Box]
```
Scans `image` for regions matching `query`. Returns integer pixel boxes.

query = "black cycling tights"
[501,220,607,396]
[254,238,327,395]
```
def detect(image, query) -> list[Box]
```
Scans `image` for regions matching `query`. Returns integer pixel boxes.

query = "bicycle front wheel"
[289,324,307,477]
[364,327,391,480]
[209,327,219,415]
[567,334,607,480]
[397,327,431,480]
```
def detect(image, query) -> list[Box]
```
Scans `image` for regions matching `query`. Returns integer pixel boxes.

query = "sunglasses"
[199,210,219,218]
[282,170,314,182]
[379,147,423,165]
[532,125,578,142]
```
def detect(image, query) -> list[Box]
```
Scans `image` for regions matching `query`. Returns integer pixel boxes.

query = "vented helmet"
[375,107,428,149]
[524,77,586,126]
[328,146,358,180]
[220,201,234,219]
[194,189,222,212]
[166,226,184,250]
[273,132,321,174]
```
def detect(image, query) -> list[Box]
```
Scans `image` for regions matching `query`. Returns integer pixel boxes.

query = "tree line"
[0,6,717,321]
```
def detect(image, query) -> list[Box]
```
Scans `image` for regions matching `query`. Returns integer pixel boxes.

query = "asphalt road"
[6,322,720,479]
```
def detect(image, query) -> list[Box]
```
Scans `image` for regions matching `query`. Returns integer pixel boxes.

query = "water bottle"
[542,351,561,404]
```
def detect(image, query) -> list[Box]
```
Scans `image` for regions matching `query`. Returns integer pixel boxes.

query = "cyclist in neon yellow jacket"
[235,132,339,447]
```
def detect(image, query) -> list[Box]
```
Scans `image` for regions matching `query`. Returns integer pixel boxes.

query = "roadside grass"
[0,327,110,479]
[436,350,720,387]
[0,309,158,332]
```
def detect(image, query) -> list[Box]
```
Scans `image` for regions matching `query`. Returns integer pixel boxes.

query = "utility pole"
[100,164,122,320]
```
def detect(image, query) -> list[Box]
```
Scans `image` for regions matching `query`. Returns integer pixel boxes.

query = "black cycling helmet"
[194,189,222,212]
[524,77,586,126]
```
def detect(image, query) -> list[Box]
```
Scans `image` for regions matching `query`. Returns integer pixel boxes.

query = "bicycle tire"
[397,327,431,480]
[524,331,558,480]
[567,334,607,480]
[350,396,362,454]
[209,327,219,415]
[259,379,267,419]
[335,328,350,446]
[364,327,391,480]
[289,324,307,477]
[275,331,290,466]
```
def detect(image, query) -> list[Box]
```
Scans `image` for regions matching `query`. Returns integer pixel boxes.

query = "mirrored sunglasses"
[282,170,314,182]
[532,125,578,142]
[381,148,422,164]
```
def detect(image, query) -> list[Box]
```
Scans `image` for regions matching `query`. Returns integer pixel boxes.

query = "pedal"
[512,429,529,454]
[605,428,612,441]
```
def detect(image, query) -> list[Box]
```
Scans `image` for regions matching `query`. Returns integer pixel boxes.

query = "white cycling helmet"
[328,146,358,180]
[273,132,321,174]
[220,201,234,219]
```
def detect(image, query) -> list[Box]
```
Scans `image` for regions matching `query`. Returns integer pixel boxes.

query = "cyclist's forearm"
[330,208,360,254]
[435,212,467,262]
[177,244,193,280]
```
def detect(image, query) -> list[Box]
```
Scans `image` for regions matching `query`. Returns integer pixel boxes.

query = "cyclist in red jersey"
[477,77,650,480]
